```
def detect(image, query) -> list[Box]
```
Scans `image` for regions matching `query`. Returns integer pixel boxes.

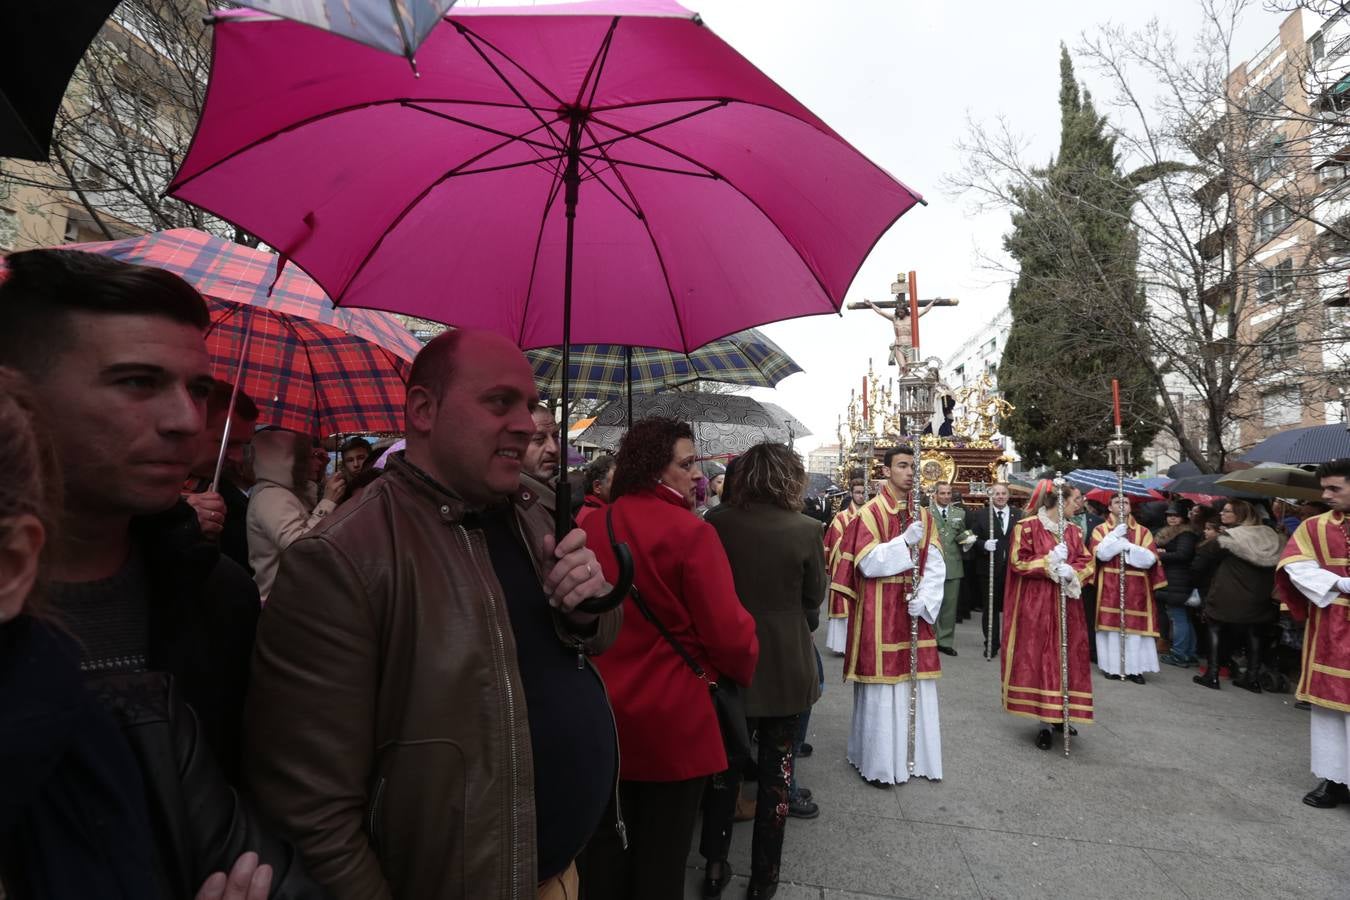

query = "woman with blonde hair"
[700,442,826,899]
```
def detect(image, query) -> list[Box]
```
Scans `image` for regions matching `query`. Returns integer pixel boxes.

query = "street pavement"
[683,618,1350,900]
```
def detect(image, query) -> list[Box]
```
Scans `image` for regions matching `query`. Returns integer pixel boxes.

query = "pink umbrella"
[170,0,923,539]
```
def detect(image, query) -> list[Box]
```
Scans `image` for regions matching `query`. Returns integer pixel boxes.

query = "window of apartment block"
[1311,33,1326,61]
[1251,73,1286,116]
[1254,138,1286,182]
[1262,385,1303,426]
[1319,163,1350,187]
[953,364,965,383]
[1257,258,1296,302]
[1257,202,1294,244]
[1260,321,1300,363]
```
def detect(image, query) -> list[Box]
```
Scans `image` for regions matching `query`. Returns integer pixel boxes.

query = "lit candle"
[908,271,920,356]
[1111,378,1122,428]
[862,376,869,422]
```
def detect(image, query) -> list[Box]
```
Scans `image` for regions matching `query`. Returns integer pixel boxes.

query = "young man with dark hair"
[1276,458,1350,809]
[0,249,315,894]
[828,445,946,786]
[245,329,623,899]
[824,479,868,656]
[340,436,372,477]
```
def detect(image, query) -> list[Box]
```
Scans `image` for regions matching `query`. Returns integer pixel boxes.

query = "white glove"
[1338,576,1350,594]
[908,596,925,617]
[1054,562,1077,583]
[983,539,999,552]
[902,520,925,546]
[1110,523,1128,539]
[960,532,977,548]
[1048,543,1068,566]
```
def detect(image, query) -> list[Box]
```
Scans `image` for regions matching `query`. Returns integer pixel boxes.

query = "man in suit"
[932,481,975,656]
[969,483,1020,657]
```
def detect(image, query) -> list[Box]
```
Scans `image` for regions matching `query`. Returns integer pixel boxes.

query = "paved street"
[683,621,1350,900]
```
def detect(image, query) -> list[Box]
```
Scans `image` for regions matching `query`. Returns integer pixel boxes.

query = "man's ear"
[405,385,438,435]
[0,514,45,621]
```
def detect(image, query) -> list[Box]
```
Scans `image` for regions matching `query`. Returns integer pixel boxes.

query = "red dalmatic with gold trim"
[825,505,859,619]
[1090,518,1166,637]
[1001,512,1095,724]
[829,482,941,684]
[1276,511,1350,712]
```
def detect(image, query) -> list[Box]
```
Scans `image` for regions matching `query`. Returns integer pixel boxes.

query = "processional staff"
[1107,378,1131,684]
[905,271,924,778]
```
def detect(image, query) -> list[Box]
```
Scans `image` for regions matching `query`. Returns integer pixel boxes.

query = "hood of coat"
[1218,525,1282,569]
[250,429,313,493]
[1155,523,1196,548]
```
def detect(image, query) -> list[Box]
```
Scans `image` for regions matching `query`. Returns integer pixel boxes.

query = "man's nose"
[162,383,205,437]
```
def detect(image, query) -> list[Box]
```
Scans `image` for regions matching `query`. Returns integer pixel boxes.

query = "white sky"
[686,0,1289,453]
[473,0,1292,451]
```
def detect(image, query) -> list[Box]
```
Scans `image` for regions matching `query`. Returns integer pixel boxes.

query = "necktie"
[941,507,948,521]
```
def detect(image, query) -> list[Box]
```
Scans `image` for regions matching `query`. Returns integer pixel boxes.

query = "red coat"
[583,486,759,782]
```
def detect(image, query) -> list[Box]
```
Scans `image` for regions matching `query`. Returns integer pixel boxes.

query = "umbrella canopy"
[1140,476,1172,491]
[1167,459,1202,478]
[1243,424,1350,465]
[63,229,421,436]
[1164,474,1263,500]
[169,1,922,351]
[227,0,457,60]
[1216,465,1325,502]
[1064,469,1158,498]
[1,0,120,160]
[577,393,809,457]
[1085,487,1164,508]
[528,329,802,400]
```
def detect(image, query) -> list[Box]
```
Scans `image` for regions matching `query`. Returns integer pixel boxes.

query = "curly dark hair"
[0,367,61,619]
[610,417,695,501]
[731,442,806,511]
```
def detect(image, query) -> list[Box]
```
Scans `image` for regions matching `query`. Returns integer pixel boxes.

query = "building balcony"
[1195,223,1233,260]
[1320,267,1350,306]
[1313,188,1350,235]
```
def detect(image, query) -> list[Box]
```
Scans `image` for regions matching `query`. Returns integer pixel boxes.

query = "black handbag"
[606,508,754,764]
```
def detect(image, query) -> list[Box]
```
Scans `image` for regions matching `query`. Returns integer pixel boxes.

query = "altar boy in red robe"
[1091,495,1166,684]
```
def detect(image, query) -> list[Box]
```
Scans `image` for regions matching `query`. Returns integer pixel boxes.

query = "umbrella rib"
[579,120,649,224]
[575,17,621,110]
[337,128,565,302]
[170,98,550,195]
[581,101,728,160]
[452,23,566,151]
[517,162,568,348]
[575,152,641,219]
[591,113,842,322]
[404,102,564,155]
[578,154,715,179]
[277,314,327,435]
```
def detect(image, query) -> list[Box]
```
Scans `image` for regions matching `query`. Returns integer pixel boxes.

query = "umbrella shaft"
[555,117,584,542]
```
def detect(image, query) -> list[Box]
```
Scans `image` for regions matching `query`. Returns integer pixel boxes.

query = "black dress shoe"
[1302,779,1350,809]
[1126,673,1146,685]
[788,797,819,819]
[1104,673,1122,681]
[703,859,732,899]
[792,788,813,802]
[864,777,892,789]
[938,646,958,657]
[797,742,814,758]
[746,882,778,899]
[1035,729,1052,750]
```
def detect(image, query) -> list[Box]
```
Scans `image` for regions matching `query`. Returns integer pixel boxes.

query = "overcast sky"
[474,0,1292,452]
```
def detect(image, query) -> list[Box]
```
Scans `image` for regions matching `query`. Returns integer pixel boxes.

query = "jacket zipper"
[457,524,523,899]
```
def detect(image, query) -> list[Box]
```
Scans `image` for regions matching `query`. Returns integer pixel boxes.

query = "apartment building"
[941,305,1011,390]
[1200,9,1350,447]
[807,443,843,476]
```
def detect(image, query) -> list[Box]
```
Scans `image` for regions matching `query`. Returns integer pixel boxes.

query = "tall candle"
[862,376,869,422]
[907,271,920,355]
[1111,378,1122,428]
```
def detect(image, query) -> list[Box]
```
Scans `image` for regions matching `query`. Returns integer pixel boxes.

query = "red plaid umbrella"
[61,228,420,436]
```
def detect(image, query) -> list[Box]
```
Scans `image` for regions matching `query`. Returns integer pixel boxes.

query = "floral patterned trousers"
[699,714,800,886]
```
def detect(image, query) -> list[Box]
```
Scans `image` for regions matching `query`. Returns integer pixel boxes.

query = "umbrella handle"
[575,507,636,615]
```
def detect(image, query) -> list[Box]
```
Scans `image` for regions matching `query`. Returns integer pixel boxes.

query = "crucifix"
[845,272,959,366]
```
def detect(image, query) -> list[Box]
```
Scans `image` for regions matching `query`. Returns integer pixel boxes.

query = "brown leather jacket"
[243,454,622,900]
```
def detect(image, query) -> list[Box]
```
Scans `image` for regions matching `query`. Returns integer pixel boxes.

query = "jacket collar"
[386,452,541,525]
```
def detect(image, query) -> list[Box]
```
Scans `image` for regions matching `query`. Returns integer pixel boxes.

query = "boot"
[1193,671,1220,689]
[1195,624,1223,689]
[703,860,732,899]
[1233,628,1263,693]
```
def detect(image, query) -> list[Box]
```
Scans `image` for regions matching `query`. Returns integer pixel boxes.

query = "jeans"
[1166,605,1196,660]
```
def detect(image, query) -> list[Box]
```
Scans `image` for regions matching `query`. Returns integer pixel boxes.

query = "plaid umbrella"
[528,329,802,400]
[63,228,420,436]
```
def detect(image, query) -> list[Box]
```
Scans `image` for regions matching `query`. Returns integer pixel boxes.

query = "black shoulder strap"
[606,506,708,681]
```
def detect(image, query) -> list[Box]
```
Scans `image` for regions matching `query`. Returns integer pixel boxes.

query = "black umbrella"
[1167,459,1201,478]
[1,0,121,161]
[1165,474,1263,499]
[1243,424,1350,466]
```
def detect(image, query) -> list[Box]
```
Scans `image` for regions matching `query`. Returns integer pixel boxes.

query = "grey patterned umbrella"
[576,393,811,458]
[227,0,457,61]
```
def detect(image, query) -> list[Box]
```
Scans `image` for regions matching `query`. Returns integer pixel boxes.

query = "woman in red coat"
[578,417,759,900]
